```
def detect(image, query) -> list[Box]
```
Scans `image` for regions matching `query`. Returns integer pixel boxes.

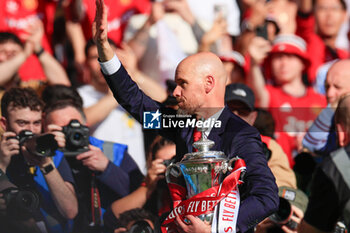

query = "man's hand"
[92,0,114,62]
[0,132,20,171]
[163,0,195,25]
[76,145,109,172]
[46,124,66,148]
[148,1,165,25]
[201,17,228,48]
[175,215,211,233]
[248,36,271,65]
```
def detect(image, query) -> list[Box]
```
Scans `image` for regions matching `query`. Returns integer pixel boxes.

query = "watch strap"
[40,162,55,175]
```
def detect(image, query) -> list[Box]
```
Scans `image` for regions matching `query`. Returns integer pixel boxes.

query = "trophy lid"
[181,122,226,163]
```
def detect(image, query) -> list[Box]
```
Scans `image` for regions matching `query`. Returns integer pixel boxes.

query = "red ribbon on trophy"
[163,158,246,226]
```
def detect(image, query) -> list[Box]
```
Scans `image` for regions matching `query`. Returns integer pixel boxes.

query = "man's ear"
[0,116,8,132]
[204,75,215,94]
[336,123,346,147]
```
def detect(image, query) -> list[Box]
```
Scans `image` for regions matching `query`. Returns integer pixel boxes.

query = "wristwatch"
[40,162,55,175]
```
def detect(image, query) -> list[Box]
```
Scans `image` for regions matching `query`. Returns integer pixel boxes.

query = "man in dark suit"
[92,1,279,232]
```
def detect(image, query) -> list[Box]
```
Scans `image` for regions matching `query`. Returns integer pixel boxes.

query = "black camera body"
[1,187,40,220]
[11,130,58,157]
[61,120,89,156]
[0,170,39,220]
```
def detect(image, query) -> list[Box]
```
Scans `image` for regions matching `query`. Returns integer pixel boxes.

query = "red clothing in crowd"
[266,85,327,167]
[77,0,151,44]
[0,0,58,81]
[296,13,348,84]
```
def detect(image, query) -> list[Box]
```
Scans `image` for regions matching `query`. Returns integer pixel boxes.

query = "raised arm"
[26,21,70,86]
[247,36,271,108]
[93,0,114,62]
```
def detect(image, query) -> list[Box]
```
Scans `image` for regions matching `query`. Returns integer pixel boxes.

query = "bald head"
[326,59,350,104]
[173,52,227,117]
[176,52,227,85]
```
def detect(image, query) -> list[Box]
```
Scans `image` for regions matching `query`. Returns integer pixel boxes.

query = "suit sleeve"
[103,65,177,142]
[233,127,279,232]
[97,151,144,197]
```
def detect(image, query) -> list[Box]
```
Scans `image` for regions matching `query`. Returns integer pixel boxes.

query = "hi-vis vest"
[321,145,350,229]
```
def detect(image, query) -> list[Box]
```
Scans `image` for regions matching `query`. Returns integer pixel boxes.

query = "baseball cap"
[278,186,309,213]
[269,34,310,68]
[219,51,246,68]
[225,83,255,111]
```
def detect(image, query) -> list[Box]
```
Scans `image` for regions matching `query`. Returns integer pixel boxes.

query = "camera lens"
[269,197,292,224]
[73,133,81,140]
[69,132,84,147]
[21,193,33,207]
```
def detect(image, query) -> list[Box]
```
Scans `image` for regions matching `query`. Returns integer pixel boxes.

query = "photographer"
[103,136,175,233]
[0,87,78,232]
[42,95,144,232]
[255,187,308,233]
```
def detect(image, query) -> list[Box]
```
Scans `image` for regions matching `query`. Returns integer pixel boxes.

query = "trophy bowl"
[165,129,238,224]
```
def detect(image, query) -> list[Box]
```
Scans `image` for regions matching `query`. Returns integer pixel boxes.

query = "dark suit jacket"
[103,65,279,232]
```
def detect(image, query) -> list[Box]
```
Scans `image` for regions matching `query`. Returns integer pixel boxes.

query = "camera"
[60,120,89,156]
[1,187,40,220]
[0,171,39,220]
[126,220,154,233]
[10,130,58,157]
[269,197,298,230]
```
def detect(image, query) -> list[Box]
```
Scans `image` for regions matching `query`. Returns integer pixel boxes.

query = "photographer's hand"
[0,193,6,216]
[255,218,275,233]
[113,227,127,233]
[21,146,52,167]
[0,132,20,172]
[46,124,65,148]
[144,159,166,193]
[76,145,109,172]
[281,205,303,233]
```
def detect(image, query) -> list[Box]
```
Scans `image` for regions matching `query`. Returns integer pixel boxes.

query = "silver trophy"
[165,125,241,224]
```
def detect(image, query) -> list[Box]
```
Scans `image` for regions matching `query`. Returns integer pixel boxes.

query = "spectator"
[247,35,327,166]
[219,51,247,84]
[0,87,77,232]
[303,59,350,155]
[42,85,144,232]
[78,39,167,174]
[0,28,70,93]
[296,0,348,83]
[66,0,151,73]
[299,94,350,232]
[255,186,308,233]
[225,83,297,188]
[93,1,279,232]
[0,0,71,82]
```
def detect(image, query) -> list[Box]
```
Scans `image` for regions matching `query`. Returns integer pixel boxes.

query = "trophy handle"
[227,156,246,182]
[165,163,182,184]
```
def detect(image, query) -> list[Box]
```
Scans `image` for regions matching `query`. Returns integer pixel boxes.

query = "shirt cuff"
[99,54,121,75]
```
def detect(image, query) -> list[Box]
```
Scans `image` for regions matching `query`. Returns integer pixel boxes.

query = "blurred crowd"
[0,0,349,232]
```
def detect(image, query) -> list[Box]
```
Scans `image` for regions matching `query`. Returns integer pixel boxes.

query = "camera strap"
[90,173,103,227]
